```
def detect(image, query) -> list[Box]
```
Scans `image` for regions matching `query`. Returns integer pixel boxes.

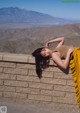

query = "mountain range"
[0,7,80,25]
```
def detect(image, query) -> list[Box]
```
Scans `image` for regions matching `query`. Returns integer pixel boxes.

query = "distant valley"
[0,23,80,54]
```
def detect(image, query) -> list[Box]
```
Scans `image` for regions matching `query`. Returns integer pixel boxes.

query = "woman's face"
[40,48,50,57]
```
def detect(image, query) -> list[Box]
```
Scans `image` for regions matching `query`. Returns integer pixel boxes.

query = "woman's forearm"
[63,47,74,69]
[62,52,71,69]
[48,37,64,44]
[45,37,64,47]
[45,37,64,48]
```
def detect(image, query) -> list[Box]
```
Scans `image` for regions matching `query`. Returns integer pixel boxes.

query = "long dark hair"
[32,48,50,78]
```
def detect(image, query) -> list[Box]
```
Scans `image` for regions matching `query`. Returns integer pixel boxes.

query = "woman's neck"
[49,50,53,57]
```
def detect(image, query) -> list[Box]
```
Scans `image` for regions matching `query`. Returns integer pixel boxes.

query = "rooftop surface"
[0,100,79,113]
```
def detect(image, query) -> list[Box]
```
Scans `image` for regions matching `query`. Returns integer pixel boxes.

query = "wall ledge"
[0,52,34,63]
[0,52,55,65]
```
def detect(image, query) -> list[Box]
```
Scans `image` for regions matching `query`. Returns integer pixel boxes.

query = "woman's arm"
[45,37,64,48]
[51,47,74,69]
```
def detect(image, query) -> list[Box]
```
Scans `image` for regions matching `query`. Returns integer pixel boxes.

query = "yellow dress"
[53,45,80,107]
[69,48,80,108]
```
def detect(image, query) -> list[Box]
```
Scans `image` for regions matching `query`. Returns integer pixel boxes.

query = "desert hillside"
[0,23,80,54]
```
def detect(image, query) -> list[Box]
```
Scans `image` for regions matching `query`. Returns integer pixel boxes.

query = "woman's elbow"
[62,64,68,70]
[63,66,67,70]
[59,62,67,70]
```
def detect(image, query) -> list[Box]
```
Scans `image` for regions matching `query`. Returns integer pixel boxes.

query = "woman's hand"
[68,46,74,55]
[45,42,51,48]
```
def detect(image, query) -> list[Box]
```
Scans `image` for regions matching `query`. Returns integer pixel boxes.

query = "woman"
[32,37,74,78]
[32,37,80,108]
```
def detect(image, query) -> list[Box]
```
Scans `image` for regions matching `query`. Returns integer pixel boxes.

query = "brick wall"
[0,52,78,107]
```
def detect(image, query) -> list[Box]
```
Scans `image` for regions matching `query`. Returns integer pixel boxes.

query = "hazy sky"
[0,0,80,20]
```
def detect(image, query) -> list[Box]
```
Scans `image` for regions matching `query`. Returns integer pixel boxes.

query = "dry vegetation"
[0,23,80,55]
